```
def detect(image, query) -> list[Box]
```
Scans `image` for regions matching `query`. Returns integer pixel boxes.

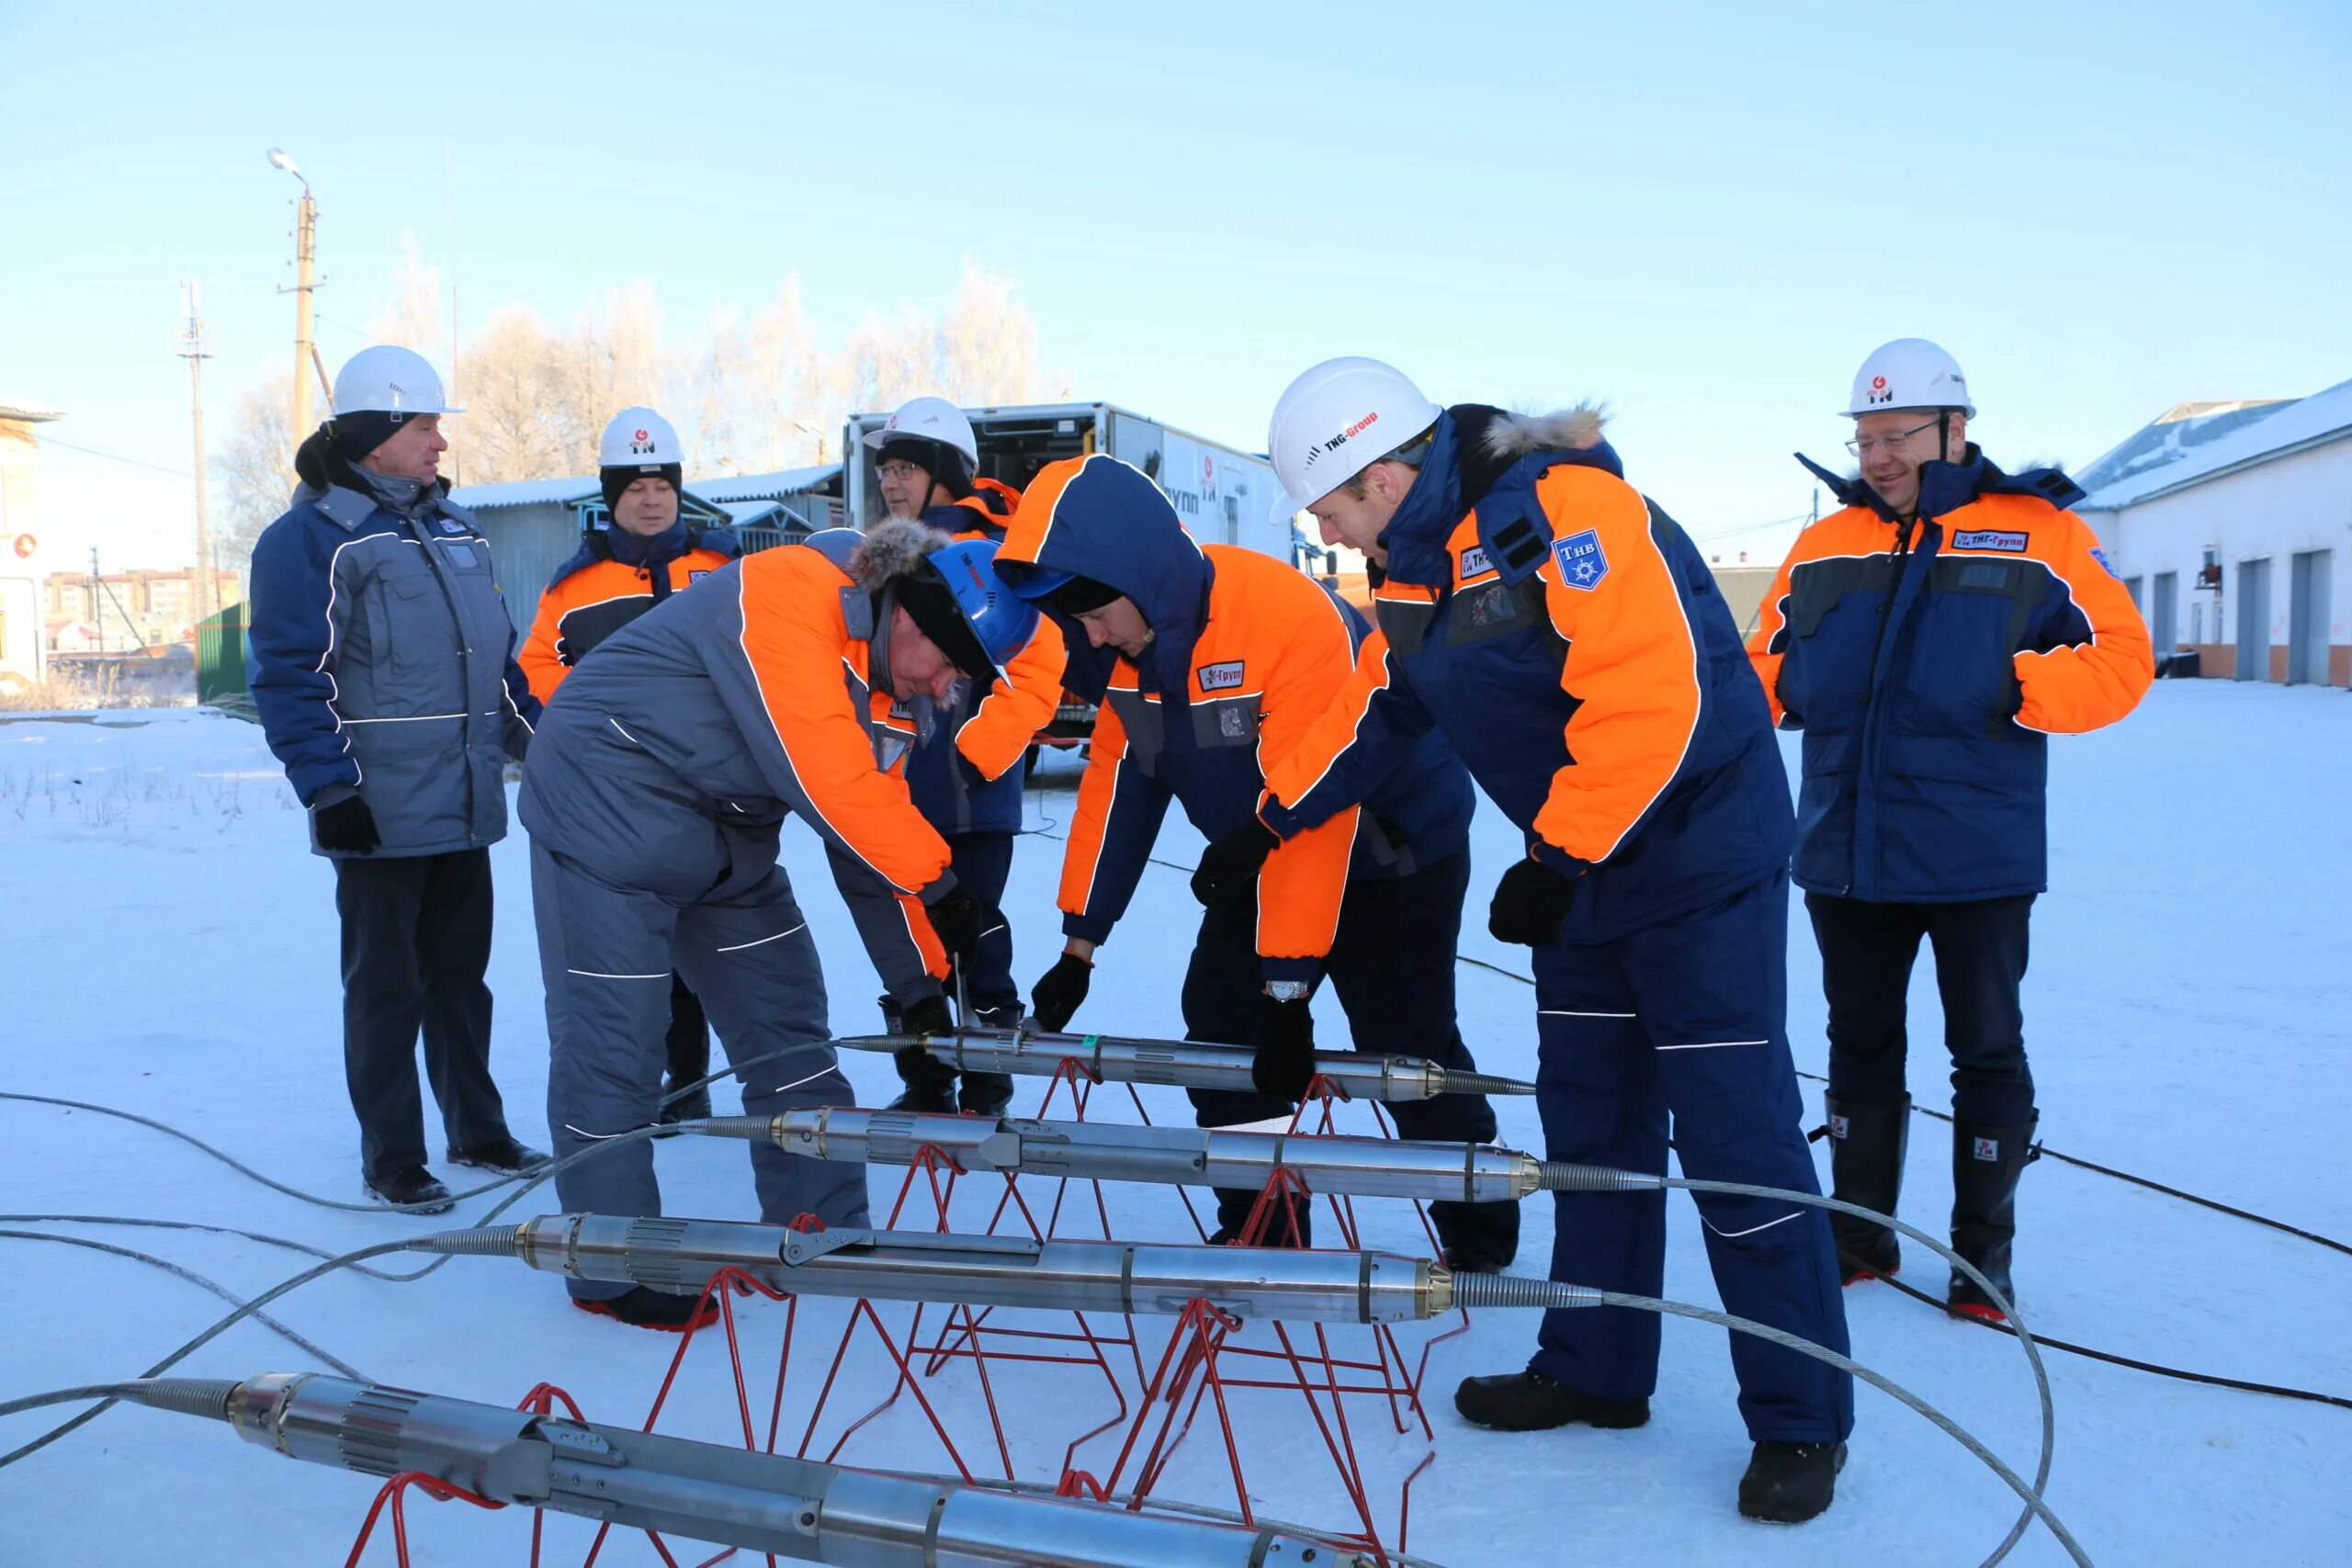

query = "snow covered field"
[1,682,2346,1565]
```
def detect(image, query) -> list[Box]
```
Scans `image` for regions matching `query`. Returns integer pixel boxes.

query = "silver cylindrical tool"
[126,1372,1364,1566]
[422,1216,1603,1324]
[833,1026,1534,1100]
[692,1107,1658,1204]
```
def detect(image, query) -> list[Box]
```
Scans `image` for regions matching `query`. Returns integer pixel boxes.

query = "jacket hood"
[995,455,1211,692]
[1380,402,1623,589]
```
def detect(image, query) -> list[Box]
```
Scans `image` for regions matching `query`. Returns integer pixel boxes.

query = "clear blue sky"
[6,0,2348,572]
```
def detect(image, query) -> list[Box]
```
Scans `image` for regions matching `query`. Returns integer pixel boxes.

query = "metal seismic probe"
[687,1106,1651,1205]
[834,1025,1534,1100]
[107,1372,1371,1567]
[412,1215,1601,1324]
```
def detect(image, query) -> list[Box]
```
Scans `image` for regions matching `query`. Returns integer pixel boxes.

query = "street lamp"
[267,148,324,437]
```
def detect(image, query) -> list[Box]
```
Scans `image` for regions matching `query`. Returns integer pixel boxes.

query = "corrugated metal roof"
[714,498,786,525]
[2079,378,2352,511]
[0,401,65,423]
[447,475,599,510]
[688,464,842,502]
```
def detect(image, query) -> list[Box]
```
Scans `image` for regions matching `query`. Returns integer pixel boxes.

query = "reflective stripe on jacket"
[1747,449,2152,902]
[519,539,955,1003]
[248,479,539,857]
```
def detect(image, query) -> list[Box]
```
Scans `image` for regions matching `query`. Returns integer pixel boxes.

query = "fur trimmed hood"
[1480,403,1608,463]
[850,517,945,592]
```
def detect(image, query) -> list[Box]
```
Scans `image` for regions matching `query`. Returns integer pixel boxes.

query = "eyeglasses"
[1847,417,1941,458]
[876,460,926,481]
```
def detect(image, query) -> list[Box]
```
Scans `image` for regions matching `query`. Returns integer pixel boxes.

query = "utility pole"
[269,148,330,437]
[176,279,217,621]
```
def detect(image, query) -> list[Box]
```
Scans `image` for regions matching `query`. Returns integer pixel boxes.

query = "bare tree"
[213,369,296,572]
[215,253,1062,507]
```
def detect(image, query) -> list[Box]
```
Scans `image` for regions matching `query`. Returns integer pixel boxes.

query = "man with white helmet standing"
[1749,340,2151,1321]
[859,397,1067,1115]
[1256,356,1851,1522]
[249,344,548,1213]
[520,407,739,1122]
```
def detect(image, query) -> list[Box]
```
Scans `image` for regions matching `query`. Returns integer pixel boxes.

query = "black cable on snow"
[1846,1263,2352,1411]
[1447,950,2352,1259]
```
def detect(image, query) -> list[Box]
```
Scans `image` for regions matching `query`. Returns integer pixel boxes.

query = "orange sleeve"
[1745,545,1804,728]
[731,556,952,897]
[518,585,570,705]
[1531,468,1706,867]
[1258,593,1442,840]
[2013,513,2154,734]
[1250,579,1362,968]
[956,611,1068,781]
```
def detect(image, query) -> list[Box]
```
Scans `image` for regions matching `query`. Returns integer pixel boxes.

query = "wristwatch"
[1265,981,1313,1003]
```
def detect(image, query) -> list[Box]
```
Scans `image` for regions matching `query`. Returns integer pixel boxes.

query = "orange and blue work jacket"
[518,520,738,704]
[1261,405,1793,944]
[518,532,955,1004]
[997,454,1473,986]
[1748,449,2152,903]
[904,485,1069,836]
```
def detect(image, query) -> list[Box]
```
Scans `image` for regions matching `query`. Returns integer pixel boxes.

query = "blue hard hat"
[1000,560,1075,602]
[930,537,1040,682]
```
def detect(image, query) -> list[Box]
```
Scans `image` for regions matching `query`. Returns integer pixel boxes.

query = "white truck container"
[842,400,1292,559]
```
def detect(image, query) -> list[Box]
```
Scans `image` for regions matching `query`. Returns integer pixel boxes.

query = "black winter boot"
[1453,1368,1649,1432]
[572,1286,719,1333]
[363,1165,454,1213]
[884,995,961,1113]
[1738,1440,1846,1522]
[1949,1116,2036,1321]
[957,1006,1020,1116]
[1824,1094,1908,1281]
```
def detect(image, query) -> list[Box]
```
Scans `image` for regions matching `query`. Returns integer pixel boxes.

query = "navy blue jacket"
[998,454,1475,985]
[248,469,539,857]
[1751,449,2153,903]
[906,494,1031,837]
[1263,405,1792,944]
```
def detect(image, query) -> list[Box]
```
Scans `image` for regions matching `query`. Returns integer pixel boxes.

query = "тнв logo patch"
[1973,1136,2000,1162]
[1198,660,1245,693]
[1952,529,2030,554]
[1459,545,1495,580]
[1551,529,1609,591]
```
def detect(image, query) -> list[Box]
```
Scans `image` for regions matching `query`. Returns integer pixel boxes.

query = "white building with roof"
[2077,380,2352,686]
[450,465,842,636]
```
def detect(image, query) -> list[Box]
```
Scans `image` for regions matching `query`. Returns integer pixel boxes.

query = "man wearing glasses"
[1749,339,2151,1323]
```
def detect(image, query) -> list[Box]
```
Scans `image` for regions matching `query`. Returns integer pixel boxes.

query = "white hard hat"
[1267,356,1441,506]
[1845,338,1975,418]
[599,406,684,469]
[332,344,462,416]
[864,396,979,468]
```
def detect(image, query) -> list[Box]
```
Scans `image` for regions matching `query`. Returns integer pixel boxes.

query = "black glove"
[312,794,380,854]
[924,886,1002,973]
[1252,992,1317,1102]
[1030,952,1093,1032]
[1487,857,1578,947]
[901,993,954,1040]
[1192,818,1279,908]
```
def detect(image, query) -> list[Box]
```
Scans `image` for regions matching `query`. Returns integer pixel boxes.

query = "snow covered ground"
[1,682,2346,1565]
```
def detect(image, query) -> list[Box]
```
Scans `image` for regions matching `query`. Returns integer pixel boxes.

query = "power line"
[39,436,193,480]
[1690,510,1810,543]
